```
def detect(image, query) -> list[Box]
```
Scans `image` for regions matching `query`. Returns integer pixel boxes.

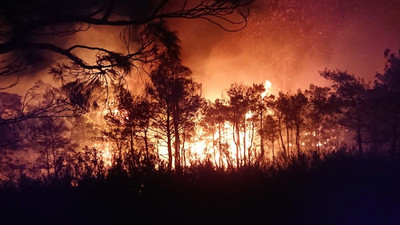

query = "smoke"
[172,0,400,99]
[2,0,400,99]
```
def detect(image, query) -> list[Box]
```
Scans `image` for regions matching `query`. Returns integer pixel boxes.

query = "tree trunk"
[51,134,57,179]
[130,127,135,168]
[233,122,241,168]
[248,121,255,165]
[45,136,50,177]
[46,148,50,177]
[218,123,223,168]
[271,131,275,164]
[144,128,149,162]
[313,122,319,153]
[166,115,173,171]
[182,130,186,168]
[174,134,180,171]
[243,118,246,166]
[260,108,264,164]
[212,130,217,167]
[286,121,290,157]
[278,117,286,159]
[173,115,181,172]
[295,123,301,158]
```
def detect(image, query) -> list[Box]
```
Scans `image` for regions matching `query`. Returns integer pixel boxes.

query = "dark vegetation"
[1,151,399,225]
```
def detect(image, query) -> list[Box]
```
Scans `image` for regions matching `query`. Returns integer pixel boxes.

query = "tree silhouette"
[289,90,308,158]
[103,92,132,169]
[274,91,308,158]
[31,117,70,178]
[275,92,291,158]
[227,83,249,167]
[146,42,202,171]
[305,84,339,154]
[246,83,265,165]
[0,84,81,180]
[321,70,369,155]
[201,99,231,168]
[263,114,278,163]
[0,92,24,149]
[103,85,154,170]
[373,49,400,157]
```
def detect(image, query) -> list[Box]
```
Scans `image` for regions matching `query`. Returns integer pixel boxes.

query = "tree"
[31,117,70,178]
[0,92,24,149]
[146,47,202,171]
[227,83,249,167]
[103,94,131,169]
[275,91,308,158]
[133,96,153,165]
[321,70,369,154]
[263,115,278,163]
[275,92,291,158]
[373,49,400,157]
[201,99,233,168]
[246,83,265,165]
[102,84,153,171]
[305,84,339,154]
[0,83,80,180]
[288,90,308,158]
[200,100,219,166]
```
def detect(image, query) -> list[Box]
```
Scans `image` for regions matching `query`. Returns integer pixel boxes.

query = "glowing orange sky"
[172,0,400,99]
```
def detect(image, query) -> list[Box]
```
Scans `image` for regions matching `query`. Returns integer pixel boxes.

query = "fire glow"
[92,80,338,169]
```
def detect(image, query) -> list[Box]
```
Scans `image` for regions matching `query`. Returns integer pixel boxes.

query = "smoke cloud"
[172,0,400,99]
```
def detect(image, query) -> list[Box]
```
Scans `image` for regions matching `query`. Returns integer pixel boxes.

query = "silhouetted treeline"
[0,150,399,225]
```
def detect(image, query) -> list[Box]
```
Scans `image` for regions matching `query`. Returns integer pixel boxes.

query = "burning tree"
[146,42,202,171]
[103,85,153,171]
[226,83,250,168]
[201,99,231,168]
[304,84,339,154]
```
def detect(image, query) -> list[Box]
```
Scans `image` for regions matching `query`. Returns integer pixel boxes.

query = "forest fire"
[1,1,400,224]
[0,0,397,175]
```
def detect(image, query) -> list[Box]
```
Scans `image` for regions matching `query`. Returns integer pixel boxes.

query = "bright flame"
[245,111,253,119]
[102,142,112,167]
[93,142,112,167]
[261,80,272,98]
[191,140,208,161]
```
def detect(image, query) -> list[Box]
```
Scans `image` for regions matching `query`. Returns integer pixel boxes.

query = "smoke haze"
[173,0,400,99]
[2,0,400,99]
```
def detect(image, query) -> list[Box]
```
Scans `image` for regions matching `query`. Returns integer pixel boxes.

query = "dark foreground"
[1,152,399,225]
